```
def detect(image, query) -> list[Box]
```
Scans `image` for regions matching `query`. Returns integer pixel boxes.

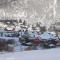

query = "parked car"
[40,32,57,48]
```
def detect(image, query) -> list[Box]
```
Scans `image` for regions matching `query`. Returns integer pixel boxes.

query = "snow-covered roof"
[0,37,19,41]
[40,32,56,40]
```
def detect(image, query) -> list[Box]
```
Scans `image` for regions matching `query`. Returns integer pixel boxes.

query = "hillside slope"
[0,0,59,25]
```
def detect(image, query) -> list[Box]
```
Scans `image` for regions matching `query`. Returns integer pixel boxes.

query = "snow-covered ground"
[0,47,60,60]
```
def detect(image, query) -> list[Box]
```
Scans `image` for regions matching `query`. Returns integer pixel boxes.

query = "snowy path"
[0,48,60,60]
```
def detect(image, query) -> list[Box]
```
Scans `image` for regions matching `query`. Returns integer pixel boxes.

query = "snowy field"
[0,47,60,60]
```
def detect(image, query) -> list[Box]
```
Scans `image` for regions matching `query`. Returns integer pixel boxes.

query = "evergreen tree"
[19,19,22,23]
[23,20,26,25]
[40,26,46,33]
[36,22,40,27]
